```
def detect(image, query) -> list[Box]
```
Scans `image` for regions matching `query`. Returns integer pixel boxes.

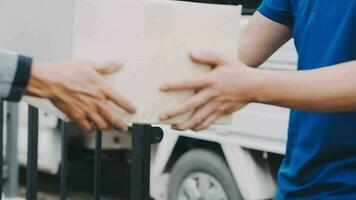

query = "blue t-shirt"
[258,0,356,199]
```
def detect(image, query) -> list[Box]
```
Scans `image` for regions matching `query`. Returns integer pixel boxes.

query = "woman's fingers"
[160,88,215,121]
[51,98,93,133]
[73,96,110,130]
[98,103,129,132]
[78,119,94,133]
[86,110,110,130]
[104,86,136,114]
[69,109,93,133]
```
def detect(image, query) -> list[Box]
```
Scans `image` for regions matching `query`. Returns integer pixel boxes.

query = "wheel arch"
[163,136,227,173]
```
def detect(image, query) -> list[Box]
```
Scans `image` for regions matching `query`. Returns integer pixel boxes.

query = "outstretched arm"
[158,12,293,131]
[160,53,356,131]
[0,49,136,132]
[27,61,136,132]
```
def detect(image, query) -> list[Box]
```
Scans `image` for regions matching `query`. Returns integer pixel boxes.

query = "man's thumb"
[94,62,123,75]
[190,51,225,67]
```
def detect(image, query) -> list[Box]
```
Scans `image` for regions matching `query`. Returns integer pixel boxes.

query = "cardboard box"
[24,0,241,124]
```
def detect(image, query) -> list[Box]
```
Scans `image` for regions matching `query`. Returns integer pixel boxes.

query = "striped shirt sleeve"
[0,49,32,102]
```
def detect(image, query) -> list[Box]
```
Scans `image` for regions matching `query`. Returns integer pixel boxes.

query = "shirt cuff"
[4,55,32,102]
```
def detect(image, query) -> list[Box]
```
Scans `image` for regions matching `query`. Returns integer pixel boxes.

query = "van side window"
[176,0,262,15]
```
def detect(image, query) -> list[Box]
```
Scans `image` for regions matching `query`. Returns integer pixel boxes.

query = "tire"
[168,149,242,200]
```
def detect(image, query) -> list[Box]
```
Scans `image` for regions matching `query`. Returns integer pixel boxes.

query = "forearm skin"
[239,12,292,68]
[254,61,356,112]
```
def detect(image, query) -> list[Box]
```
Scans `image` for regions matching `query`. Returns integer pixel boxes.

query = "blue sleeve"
[258,0,294,27]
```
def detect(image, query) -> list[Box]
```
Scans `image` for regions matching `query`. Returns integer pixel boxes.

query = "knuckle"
[71,112,83,121]
[99,85,108,94]
[217,105,228,112]
[193,119,202,127]
[78,117,88,124]
[201,122,208,128]
[99,123,110,130]
[206,76,216,85]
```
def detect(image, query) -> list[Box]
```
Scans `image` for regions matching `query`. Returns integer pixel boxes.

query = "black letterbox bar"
[27,106,39,200]
[60,122,69,200]
[94,129,102,200]
[0,101,3,200]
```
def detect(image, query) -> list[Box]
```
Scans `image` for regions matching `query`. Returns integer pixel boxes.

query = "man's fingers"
[93,62,123,75]
[173,101,218,131]
[193,111,221,131]
[98,103,129,132]
[160,75,211,92]
[190,51,226,67]
[104,86,137,114]
[160,89,215,121]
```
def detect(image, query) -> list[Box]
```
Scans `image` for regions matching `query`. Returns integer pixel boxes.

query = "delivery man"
[0,49,136,132]
[160,0,356,199]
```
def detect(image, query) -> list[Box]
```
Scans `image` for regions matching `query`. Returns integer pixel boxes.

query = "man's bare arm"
[239,12,292,67]
[159,12,356,131]
[160,54,356,131]
[257,61,356,112]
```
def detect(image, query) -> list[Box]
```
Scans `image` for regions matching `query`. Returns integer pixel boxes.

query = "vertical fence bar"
[26,105,39,200]
[0,101,4,200]
[130,124,152,200]
[94,129,102,200]
[4,102,19,197]
[60,122,68,200]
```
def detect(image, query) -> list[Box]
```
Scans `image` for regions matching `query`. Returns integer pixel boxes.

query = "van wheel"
[168,149,242,200]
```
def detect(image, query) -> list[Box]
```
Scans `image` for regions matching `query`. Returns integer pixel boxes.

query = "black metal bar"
[94,129,102,200]
[26,106,39,200]
[0,101,4,200]
[4,102,19,197]
[130,124,152,200]
[60,122,69,200]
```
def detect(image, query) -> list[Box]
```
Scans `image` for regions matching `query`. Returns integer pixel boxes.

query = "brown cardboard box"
[25,0,241,124]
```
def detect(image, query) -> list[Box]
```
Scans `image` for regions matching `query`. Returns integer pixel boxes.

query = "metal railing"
[0,101,3,198]
[0,101,20,199]
[0,100,164,200]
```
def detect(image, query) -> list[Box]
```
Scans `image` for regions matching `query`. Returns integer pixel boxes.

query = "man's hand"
[160,52,262,131]
[26,61,136,133]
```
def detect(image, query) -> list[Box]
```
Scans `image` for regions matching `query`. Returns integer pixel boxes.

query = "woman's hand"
[160,52,263,131]
[26,61,136,133]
